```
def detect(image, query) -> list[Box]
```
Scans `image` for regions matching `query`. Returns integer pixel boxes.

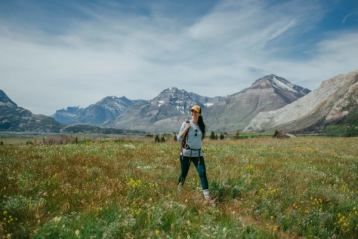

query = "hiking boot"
[203,189,210,199]
[177,183,183,193]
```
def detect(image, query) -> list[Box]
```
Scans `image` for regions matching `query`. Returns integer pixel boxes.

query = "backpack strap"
[181,120,190,149]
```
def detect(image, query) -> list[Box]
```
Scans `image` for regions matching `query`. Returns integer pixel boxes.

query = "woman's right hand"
[179,121,191,139]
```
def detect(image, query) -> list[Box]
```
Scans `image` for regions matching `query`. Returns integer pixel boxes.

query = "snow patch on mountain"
[204,102,214,107]
[157,100,165,107]
[272,76,296,93]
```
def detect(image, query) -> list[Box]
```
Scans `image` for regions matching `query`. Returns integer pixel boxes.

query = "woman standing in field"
[177,105,212,201]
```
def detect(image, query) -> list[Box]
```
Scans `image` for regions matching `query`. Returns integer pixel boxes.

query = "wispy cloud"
[0,0,357,115]
[341,11,358,24]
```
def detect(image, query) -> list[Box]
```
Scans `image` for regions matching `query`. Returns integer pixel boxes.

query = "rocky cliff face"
[245,70,358,132]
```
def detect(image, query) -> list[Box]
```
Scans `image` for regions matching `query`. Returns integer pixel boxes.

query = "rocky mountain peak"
[0,89,17,107]
[252,74,293,89]
[99,96,132,106]
[0,89,61,132]
[154,87,187,101]
[150,87,193,113]
[247,74,310,101]
[62,106,81,113]
[157,87,185,97]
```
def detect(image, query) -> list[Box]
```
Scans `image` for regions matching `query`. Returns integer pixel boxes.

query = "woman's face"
[191,110,199,122]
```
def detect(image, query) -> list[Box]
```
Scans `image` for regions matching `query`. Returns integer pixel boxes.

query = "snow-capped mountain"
[245,70,358,132]
[205,74,310,131]
[150,87,222,114]
[250,74,310,102]
[107,87,224,132]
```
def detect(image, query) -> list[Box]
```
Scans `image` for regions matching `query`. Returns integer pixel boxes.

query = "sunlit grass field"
[0,136,357,238]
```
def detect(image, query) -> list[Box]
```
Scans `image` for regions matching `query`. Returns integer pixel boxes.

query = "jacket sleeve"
[176,122,186,142]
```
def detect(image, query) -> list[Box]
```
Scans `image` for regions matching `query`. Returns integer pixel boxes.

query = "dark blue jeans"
[178,156,209,190]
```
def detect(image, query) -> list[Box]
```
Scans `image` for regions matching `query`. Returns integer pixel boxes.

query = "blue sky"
[0,0,357,115]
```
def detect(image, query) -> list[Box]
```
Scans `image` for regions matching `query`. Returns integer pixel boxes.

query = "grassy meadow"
[0,135,357,238]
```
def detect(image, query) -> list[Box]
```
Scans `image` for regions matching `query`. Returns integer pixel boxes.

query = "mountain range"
[53,74,310,132]
[53,96,146,125]
[2,70,357,134]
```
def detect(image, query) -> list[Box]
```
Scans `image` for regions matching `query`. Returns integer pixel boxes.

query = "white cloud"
[0,0,357,115]
[264,32,358,89]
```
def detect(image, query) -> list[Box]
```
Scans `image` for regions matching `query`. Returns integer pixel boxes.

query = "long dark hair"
[198,115,206,139]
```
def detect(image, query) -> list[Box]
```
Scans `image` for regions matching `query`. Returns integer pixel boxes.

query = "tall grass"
[0,137,357,238]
